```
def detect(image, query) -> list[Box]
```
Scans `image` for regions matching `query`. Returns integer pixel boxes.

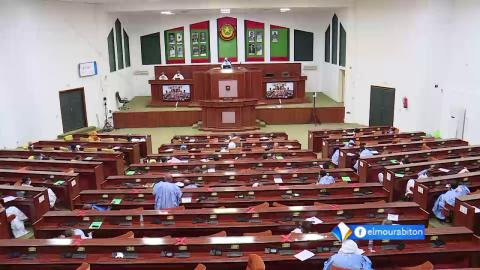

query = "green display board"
[115,19,124,70]
[140,32,161,65]
[217,17,237,62]
[245,20,264,62]
[270,25,289,61]
[190,21,210,63]
[165,27,185,64]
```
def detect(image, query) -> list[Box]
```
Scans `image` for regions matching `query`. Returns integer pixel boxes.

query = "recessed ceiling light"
[220,8,231,14]
[161,11,174,15]
[280,8,291,12]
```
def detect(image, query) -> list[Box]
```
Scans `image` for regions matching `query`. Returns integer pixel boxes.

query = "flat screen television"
[265,82,294,99]
[162,85,191,101]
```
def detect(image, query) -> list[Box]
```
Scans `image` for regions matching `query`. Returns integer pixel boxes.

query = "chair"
[76,262,90,270]
[194,264,207,270]
[116,91,129,110]
[399,261,434,270]
[112,231,134,239]
[245,254,265,270]
[243,230,272,237]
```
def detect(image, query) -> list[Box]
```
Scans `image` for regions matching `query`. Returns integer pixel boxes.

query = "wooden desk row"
[79,182,387,210]
[172,131,288,143]
[147,149,317,161]
[0,185,50,223]
[0,169,80,210]
[0,149,124,177]
[358,145,480,181]
[32,140,141,164]
[321,131,427,158]
[0,158,104,190]
[102,168,357,189]
[383,156,480,201]
[1,227,478,269]
[339,138,468,168]
[35,202,426,238]
[454,193,480,235]
[412,171,480,213]
[0,207,10,238]
[71,133,152,157]
[158,140,302,152]
[129,158,332,174]
[308,126,395,152]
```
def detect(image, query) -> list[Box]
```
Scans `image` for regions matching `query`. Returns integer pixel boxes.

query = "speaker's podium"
[199,67,259,131]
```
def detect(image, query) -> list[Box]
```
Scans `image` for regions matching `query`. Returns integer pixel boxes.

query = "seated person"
[353,145,374,171]
[378,172,384,184]
[21,177,57,208]
[323,240,372,270]
[404,179,416,200]
[317,170,335,185]
[458,167,470,174]
[221,57,232,69]
[400,157,410,165]
[167,156,182,163]
[152,176,182,210]
[291,220,313,234]
[1,201,29,238]
[432,182,470,221]
[60,228,92,239]
[228,140,237,150]
[83,203,111,211]
[172,70,184,80]
[331,147,340,166]
[158,72,168,80]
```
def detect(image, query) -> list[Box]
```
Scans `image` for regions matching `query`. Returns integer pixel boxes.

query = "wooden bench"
[0,185,50,223]
[0,149,124,177]
[158,140,302,152]
[172,131,289,143]
[1,227,477,269]
[36,202,426,238]
[73,133,152,157]
[453,193,480,235]
[147,149,317,161]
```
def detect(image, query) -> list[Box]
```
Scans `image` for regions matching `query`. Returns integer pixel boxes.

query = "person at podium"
[172,70,184,80]
[221,57,232,69]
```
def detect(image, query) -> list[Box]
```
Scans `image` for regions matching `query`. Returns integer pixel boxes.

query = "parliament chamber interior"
[2,0,480,269]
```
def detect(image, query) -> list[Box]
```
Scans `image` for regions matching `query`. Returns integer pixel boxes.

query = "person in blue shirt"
[83,204,110,211]
[331,147,340,166]
[323,239,372,270]
[432,182,470,221]
[353,145,374,172]
[152,176,182,210]
[317,170,335,185]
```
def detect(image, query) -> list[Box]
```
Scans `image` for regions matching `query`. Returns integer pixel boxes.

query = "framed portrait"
[256,44,263,55]
[176,32,183,43]
[248,43,256,55]
[192,32,199,44]
[169,45,176,57]
[177,46,184,57]
[200,32,207,43]
[168,33,175,44]
[271,30,279,43]
[248,30,255,42]
[256,31,263,42]
[200,44,207,56]
[192,46,199,56]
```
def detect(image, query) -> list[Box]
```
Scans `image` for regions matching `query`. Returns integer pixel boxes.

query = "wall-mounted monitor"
[265,82,294,99]
[162,85,191,101]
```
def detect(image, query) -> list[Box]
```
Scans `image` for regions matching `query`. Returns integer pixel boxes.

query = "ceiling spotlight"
[161,11,174,15]
[280,8,291,12]
[220,8,231,14]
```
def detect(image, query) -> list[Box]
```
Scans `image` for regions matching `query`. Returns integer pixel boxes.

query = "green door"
[369,86,395,126]
[59,88,87,133]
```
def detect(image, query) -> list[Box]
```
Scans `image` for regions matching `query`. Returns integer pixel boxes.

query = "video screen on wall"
[162,85,191,101]
[265,82,294,99]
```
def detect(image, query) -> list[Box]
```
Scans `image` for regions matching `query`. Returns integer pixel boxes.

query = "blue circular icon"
[354,226,367,238]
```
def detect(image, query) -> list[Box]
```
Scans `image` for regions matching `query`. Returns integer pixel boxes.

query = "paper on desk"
[181,197,192,203]
[395,173,404,178]
[89,221,103,229]
[305,217,323,224]
[252,182,260,187]
[347,153,356,157]
[371,151,379,155]
[438,168,450,173]
[387,214,399,221]
[126,171,135,176]
[200,159,209,162]
[341,176,351,182]
[274,177,283,184]
[54,180,65,185]
[111,198,122,205]
[84,157,93,161]
[165,149,174,152]
[115,252,124,259]
[294,250,315,261]
[276,156,284,160]
[207,168,216,173]
[113,146,121,150]
[2,196,17,203]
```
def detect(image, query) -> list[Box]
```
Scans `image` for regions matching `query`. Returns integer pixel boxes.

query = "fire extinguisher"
[402,97,408,109]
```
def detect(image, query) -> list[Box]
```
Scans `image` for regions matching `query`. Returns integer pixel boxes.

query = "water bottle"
[140,214,144,226]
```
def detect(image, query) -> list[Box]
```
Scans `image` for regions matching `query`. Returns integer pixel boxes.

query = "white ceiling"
[58,0,351,13]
